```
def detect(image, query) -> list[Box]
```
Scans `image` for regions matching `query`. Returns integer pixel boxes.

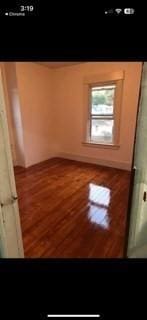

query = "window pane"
[91,119,114,143]
[91,85,115,115]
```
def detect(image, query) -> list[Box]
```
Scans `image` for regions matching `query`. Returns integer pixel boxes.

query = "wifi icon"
[115,8,122,14]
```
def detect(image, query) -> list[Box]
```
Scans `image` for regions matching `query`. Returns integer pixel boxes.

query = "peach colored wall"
[15,63,55,167]
[4,63,25,167]
[52,62,142,170]
[4,62,142,170]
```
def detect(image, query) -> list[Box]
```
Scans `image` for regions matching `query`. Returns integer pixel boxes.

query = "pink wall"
[4,62,142,170]
[15,63,54,167]
[52,62,142,170]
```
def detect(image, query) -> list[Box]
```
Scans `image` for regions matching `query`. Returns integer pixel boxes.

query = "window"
[90,84,115,144]
[83,72,123,148]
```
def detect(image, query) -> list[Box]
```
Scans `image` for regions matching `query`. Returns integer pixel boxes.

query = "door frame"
[0,63,24,258]
[123,62,144,257]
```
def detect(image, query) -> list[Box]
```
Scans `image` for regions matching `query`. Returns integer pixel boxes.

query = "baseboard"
[14,153,60,169]
[21,153,58,168]
[57,152,131,171]
[14,152,131,171]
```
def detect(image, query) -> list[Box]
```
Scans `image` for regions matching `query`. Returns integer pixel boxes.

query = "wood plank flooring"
[14,158,131,258]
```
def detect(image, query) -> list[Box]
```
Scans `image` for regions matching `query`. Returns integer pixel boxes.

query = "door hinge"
[0,195,18,207]
[143,191,147,202]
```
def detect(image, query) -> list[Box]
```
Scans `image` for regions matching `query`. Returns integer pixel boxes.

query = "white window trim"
[82,71,124,148]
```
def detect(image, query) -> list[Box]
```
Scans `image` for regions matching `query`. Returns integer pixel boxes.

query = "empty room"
[1,61,142,257]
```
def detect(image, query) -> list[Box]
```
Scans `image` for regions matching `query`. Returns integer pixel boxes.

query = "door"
[127,62,147,258]
[0,66,24,258]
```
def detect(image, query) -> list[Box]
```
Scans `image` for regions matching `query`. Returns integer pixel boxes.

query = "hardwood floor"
[14,158,131,258]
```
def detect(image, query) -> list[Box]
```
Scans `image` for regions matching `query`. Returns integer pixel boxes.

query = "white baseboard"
[24,152,58,168]
[57,152,131,171]
[16,152,131,171]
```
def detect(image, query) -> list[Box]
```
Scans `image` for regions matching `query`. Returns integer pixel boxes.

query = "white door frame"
[0,64,24,258]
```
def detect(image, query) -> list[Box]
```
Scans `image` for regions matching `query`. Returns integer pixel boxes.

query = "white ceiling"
[38,62,82,69]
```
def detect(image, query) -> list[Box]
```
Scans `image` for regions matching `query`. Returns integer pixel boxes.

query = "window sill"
[82,141,120,149]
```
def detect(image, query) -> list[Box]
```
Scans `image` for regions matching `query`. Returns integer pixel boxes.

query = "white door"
[0,67,24,258]
[127,62,147,258]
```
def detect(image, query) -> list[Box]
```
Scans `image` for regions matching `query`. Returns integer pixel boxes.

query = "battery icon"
[124,8,135,14]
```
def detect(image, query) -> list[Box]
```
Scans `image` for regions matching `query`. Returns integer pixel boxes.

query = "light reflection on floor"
[88,183,111,229]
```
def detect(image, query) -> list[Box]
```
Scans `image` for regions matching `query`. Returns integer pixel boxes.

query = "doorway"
[0,61,144,258]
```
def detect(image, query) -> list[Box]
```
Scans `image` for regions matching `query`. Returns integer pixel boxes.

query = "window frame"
[89,82,116,144]
[83,72,124,149]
